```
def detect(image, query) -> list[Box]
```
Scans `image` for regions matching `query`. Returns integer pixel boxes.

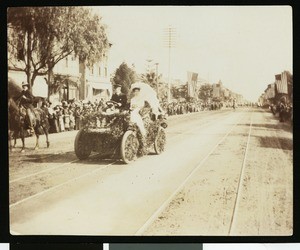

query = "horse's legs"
[34,132,40,150]
[8,130,12,152]
[44,128,50,148]
[13,132,17,147]
[279,110,284,122]
[20,128,25,153]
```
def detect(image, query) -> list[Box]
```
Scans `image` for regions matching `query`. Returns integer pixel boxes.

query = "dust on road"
[143,110,292,235]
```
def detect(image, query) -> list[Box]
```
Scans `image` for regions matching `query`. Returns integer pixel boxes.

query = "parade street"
[9,108,292,236]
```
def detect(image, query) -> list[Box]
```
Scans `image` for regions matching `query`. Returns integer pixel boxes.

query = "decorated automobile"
[74,83,167,164]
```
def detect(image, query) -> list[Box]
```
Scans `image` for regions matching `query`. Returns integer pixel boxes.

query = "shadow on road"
[21,151,124,165]
[11,148,124,165]
[252,135,293,150]
[21,151,77,164]
[237,123,292,133]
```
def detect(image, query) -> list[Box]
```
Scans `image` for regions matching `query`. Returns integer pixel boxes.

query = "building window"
[90,66,94,75]
[99,66,101,76]
[105,67,108,77]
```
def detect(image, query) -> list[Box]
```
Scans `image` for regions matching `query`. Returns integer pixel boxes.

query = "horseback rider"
[232,98,236,109]
[16,82,36,134]
[279,96,287,122]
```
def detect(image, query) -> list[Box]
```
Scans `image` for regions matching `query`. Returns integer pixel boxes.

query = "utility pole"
[207,72,210,84]
[155,62,159,94]
[146,59,153,73]
[163,25,176,103]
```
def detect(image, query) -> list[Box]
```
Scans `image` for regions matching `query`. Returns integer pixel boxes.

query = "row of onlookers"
[41,99,239,133]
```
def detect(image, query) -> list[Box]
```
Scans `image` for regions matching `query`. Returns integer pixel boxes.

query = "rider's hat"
[132,87,141,91]
[22,82,29,87]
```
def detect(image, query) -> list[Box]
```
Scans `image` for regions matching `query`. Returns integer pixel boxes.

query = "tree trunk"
[79,59,86,100]
[31,72,37,91]
[47,64,54,99]
[26,30,33,92]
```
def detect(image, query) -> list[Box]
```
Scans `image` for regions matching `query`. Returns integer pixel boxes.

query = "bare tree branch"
[8,58,25,71]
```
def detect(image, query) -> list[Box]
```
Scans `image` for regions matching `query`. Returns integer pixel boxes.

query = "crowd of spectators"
[162,101,226,116]
[41,98,108,134]
[40,98,234,134]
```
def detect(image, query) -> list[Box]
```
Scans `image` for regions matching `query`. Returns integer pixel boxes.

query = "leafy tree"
[140,71,162,90]
[198,83,213,102]
[7,7,109,94]
[171,84,188,100]
[157,82,168,102]
[112,62,137,95]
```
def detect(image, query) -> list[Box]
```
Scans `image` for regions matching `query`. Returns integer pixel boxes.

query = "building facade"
[80,52,112,102]
[261,70,293,106]
[49,53,82,103]
[8,53,112,103]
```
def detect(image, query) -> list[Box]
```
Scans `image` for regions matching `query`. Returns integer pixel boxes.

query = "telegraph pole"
[146,59,153,73]
[163,25,176,103]
[155,62,159,93]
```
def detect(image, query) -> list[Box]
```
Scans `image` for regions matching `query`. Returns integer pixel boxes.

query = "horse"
[278,103,292,123]
[270,104,277,115]
[8,97,50,152]
[8,97,25,152]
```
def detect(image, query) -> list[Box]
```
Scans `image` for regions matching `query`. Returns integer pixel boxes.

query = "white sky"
[94,6,292,102]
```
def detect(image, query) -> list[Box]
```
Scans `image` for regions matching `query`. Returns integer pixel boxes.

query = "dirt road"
[143,109,292,235]
[9,108,292,235]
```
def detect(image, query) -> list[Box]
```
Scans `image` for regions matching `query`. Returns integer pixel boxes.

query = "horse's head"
[8,98,25,124]
[8,98,19,112]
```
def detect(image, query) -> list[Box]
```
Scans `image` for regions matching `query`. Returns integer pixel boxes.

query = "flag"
[187,71,193,97]
[264,87,269,99]
[224,88,229,97]
[187,71,198,99]
[212,83,220,98]
[265,84,275,99]
[192,72,198,82]
[275,72,288,94]
[269,83,275,98]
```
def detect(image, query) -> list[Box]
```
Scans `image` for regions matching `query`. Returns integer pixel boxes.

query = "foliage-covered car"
[74,103,167,164]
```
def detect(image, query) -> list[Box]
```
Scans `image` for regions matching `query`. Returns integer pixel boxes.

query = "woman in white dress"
[130,87,146,136]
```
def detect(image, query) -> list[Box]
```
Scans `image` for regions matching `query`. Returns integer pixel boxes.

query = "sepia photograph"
[7,6,293,235]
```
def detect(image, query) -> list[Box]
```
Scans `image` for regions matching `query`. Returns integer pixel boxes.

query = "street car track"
[9,110,237,209]
[10,158,80,184]
[9,159,119,208]
[134,111,251,235]
[228,111,253,235]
